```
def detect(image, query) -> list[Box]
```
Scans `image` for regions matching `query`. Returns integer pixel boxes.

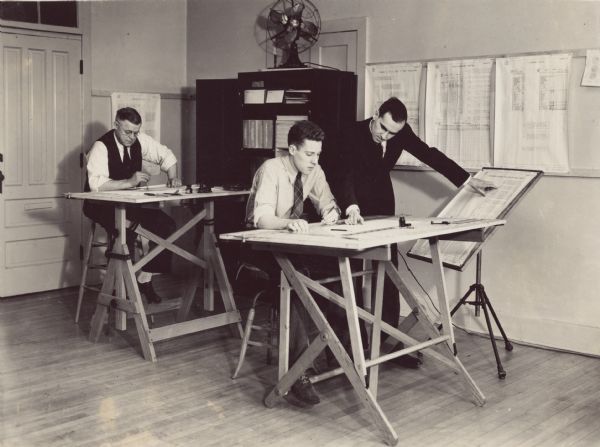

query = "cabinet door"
[196,79,244,186]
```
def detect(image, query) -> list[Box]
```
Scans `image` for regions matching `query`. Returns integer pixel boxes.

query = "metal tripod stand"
[451,251,513,379]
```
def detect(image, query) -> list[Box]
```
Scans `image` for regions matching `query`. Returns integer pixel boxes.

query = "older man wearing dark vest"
[83,107,182,303]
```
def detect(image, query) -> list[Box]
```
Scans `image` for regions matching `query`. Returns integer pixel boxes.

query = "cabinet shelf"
[241,103,310,117]
[197,69,357,189]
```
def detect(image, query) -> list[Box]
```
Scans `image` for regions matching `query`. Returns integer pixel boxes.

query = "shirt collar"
[282,154,302,184]
[113,131,127,150]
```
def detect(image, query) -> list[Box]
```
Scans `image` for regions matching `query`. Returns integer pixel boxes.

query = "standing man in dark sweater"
[83,107,182,303]
[332,97,494,366]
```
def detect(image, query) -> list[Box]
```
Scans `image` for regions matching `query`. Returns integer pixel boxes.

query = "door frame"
[321,17,367,119]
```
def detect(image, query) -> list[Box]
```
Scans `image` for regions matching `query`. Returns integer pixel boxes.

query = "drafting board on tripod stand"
[407,167,543,378]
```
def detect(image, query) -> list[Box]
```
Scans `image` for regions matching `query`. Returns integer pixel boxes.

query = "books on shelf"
[244,89,266,104]
[243,119,274,149]
[275,115,308,149]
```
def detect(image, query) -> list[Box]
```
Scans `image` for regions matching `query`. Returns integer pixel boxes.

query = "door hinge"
[80,153,84,168]
[79,244,84,260]
[80,60,83,75]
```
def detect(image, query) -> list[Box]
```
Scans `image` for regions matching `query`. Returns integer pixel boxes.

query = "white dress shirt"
[246,155,339,227]
[86,132,177,191]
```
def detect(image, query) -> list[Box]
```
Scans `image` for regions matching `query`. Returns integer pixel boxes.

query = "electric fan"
[266,0,321,68]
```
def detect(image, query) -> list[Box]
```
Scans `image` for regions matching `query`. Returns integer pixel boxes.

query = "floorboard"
[1,283,599,447]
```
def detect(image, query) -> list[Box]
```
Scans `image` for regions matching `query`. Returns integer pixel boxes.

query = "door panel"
[308,24,365,119]
[0,31,82,297]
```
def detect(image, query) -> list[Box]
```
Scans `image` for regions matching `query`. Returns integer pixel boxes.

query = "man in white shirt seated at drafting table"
[83,107,182,304]
[245,120,340,407]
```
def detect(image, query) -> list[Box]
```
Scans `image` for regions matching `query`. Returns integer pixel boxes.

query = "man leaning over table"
[83,107,182,304]
[331,96,496,368]
[245,120,340,407]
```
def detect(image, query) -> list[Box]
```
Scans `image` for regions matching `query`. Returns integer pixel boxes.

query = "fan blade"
[269,10,287,25]
[270,27,290,43]
[298,29,318,43]
[284,29,298,44]
[300,20,318,38]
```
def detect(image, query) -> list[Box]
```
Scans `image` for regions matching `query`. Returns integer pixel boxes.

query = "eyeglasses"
[116,122,140,138]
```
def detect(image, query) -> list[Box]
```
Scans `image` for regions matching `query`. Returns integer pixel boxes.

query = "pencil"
[469,182,486,197]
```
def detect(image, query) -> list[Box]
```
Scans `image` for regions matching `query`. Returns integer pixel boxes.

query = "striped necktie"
[290,171,303,219]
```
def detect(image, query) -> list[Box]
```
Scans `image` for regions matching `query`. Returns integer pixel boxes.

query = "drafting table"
[66,186,248,362]
[221,216,505,445]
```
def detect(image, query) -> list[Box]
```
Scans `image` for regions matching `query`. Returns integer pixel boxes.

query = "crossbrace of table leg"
[264,250,486,446]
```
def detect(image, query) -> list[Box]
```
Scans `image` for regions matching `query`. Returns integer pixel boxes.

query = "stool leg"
[75,223,95,323]
[231,291,263,379]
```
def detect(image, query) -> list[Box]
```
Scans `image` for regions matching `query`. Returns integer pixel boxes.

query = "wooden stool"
[75,222,110,323]
[231,264,290,379]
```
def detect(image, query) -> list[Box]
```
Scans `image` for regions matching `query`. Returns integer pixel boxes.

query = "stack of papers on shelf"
[244,89,266,104]
[266,89,285,103]
[284,89,310,104]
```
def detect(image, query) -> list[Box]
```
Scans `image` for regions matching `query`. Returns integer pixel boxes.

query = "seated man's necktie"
[290,171,303,219]
[123,146,132,170]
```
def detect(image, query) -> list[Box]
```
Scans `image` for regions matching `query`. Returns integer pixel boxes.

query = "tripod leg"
[479,288,506,379]
[450,284,477,317]
[481,288,513,351]
[438,284,477,332]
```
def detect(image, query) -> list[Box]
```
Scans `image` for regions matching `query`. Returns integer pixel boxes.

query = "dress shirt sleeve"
[308,167,340,217]
[137,133,177,172]
[86,141,111,192]
[250,164,280,227]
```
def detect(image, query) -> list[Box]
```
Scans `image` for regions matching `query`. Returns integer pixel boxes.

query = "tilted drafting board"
[407,167,543,270]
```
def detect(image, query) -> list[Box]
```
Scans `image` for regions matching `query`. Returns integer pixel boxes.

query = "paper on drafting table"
[409,169,541,269]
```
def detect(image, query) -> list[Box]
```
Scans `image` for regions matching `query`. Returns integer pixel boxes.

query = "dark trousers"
[83,201,175,274]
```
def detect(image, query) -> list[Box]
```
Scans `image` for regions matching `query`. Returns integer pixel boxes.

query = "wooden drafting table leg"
[339,257,367,378]
[278,272,291,380]
[120,251,156,362]
[203,201,215,311]
[89,205,128,341]
[368,262,386,397]
[176,210,206,322]
[362,259,373,312]
[89,258,117,342]
[429,238,485,405]
[113,261,127,331]
[266,254,398,446]
[208,232,243,337]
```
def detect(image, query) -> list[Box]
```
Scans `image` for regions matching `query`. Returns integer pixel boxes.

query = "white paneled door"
[0,31,82,297]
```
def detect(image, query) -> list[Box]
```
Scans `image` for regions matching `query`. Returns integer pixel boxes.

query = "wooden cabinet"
[196,69,357,189]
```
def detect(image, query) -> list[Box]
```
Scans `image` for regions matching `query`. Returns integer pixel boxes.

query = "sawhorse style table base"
[88,201,243,362]
[263,239,486,446]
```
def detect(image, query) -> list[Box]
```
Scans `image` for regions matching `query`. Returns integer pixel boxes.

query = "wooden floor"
[1,284,599,447]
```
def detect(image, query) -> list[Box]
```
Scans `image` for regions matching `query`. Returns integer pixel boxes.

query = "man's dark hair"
[288,120,325,147]
[116,107,142,125]
[378,97,408,123]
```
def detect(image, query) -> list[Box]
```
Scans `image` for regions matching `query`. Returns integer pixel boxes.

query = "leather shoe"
[138,280,162,304]
[290,374,320,406]
[392,354,422,369]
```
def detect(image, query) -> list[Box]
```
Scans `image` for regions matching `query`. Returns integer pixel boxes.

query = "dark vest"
[84,130,142,191]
